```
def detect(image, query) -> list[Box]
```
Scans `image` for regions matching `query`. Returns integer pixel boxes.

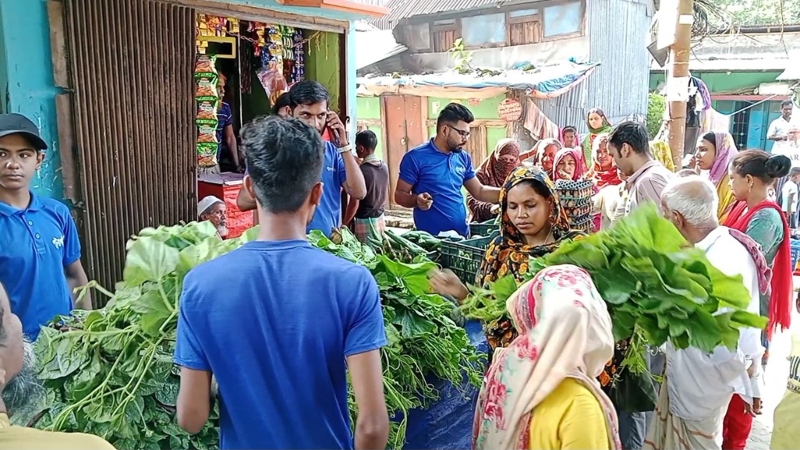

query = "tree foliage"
[709,0,800,27]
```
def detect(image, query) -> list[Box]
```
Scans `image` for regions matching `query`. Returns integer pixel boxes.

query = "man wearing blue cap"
[0,113,90,340]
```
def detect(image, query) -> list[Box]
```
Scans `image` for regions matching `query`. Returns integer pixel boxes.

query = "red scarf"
[724,200,793,338]
[593,162,622,188]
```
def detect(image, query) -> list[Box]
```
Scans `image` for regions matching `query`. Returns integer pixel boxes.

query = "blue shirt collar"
[0,192,42,216]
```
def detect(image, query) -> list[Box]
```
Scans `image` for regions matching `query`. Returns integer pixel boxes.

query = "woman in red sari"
[721,150,793,450]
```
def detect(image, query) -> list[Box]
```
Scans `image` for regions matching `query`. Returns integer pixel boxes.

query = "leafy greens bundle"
[461,204,766,373]
[28,223,481,450]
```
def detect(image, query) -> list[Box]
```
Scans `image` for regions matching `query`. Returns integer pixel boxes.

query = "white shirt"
[665,227,763,421]
[782,181,798,214]
[769,117,796,162]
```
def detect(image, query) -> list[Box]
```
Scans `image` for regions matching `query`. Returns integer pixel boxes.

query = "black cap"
[0,113,48,150]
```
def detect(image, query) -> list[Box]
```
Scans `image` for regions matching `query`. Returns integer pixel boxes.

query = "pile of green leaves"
[461,204,767,373]
[29,223,480,450]
[309,229,481,448]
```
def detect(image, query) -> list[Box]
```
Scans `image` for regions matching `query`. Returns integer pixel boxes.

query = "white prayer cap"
[198,196,224,216]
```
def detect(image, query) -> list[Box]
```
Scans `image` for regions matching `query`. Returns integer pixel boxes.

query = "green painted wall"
[356,94,510,162]
[427,95,507,161]
[241,30,342,128]
[650,71,783,93]
[305,31,341,112]
[355,96,384,159]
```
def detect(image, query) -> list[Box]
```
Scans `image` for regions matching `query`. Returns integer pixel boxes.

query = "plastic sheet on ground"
[402,320,488,449]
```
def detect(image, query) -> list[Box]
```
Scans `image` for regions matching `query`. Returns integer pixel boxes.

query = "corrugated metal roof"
[366,0,506,30]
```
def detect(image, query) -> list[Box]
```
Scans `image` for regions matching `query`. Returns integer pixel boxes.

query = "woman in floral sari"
[581,108,613,166]
[721,150,793,450]
[694,131,738,222]
[429,166,583,352]
[472,265,620,450]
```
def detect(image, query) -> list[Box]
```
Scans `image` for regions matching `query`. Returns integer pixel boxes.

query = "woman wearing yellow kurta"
[472,265,621,450]
[695,131,738,222]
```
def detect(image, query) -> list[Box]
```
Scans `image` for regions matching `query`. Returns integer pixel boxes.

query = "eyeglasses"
[446,124,471,138]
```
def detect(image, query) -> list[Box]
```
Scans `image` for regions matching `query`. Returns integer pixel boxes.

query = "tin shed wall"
[585,0,651,125]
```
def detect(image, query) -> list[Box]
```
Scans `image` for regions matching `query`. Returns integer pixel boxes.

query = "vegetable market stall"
[26,223,483,450]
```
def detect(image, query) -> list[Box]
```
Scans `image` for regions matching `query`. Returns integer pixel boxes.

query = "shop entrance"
[193,15,347,238]
[49,0,348,299]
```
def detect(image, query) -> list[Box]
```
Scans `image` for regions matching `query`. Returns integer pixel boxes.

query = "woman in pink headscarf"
[473,265,620,450]
[552,147,586,181]
[694,131,738,222]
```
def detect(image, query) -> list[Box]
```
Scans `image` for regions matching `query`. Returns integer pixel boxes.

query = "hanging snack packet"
[194,55,217,75]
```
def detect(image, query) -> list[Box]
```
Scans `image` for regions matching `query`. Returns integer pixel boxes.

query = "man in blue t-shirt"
[235,81,366,236]
[0,114,91,340]
[174,116,389,450]
[395,103,501,237]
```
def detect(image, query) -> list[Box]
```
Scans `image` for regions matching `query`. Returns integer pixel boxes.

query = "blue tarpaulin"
[356,61,599,100]
[402,320,488,449]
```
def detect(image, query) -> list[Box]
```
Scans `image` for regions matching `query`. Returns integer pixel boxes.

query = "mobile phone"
[325,111,341,146]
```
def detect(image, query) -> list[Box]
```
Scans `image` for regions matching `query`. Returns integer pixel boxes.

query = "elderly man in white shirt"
[645,176,764,450]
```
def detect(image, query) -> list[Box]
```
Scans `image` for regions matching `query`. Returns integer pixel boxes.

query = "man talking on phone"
[236,81,366,236]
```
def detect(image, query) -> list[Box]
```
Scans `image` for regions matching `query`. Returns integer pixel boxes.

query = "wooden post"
[667,0,694,170]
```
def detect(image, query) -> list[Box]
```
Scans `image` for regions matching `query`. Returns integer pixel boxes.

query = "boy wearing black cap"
[0,113,90,340]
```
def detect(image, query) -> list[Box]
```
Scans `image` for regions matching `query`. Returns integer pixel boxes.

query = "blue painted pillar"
[0,0,63,199]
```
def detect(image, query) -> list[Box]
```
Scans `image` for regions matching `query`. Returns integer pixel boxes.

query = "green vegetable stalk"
[27,223,480,450]
[460,204,768,373]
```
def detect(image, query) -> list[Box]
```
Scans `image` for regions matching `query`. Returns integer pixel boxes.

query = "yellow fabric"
[0,413,116,450]
[770,332,800,450]
[649,141,675,172]
[528,378,612,450]
[715,173,736,223]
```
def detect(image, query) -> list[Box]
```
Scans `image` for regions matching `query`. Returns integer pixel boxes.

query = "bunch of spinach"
[460,204,767,373]
[30,223,480,450]
[310,229,482,448]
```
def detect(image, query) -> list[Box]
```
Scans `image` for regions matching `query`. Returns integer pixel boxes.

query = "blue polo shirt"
[244,141,345,236]
[309,141,347,235]
[398,139,475,236]
[174,240,387,449]
[0,194,80,339]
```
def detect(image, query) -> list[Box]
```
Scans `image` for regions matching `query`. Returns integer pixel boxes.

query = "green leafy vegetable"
[460,205,767,372]
[29,224,480,450]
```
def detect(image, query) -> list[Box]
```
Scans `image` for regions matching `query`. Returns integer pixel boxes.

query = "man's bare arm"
[394,179,418,209]
[463,177,501,204]
[176,367,213,434]
[348,350,389,450]
[65,260,92,309]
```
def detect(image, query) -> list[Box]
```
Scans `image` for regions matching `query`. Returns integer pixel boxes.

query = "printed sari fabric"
[476,166,583,351]
[649,140,675,172]
[473,266,621,450]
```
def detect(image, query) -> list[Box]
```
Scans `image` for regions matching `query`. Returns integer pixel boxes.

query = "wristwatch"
[337,144,353,154]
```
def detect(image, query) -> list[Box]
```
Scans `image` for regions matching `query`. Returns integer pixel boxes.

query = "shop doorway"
[382,95,426,206]
[49,0,349,299]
